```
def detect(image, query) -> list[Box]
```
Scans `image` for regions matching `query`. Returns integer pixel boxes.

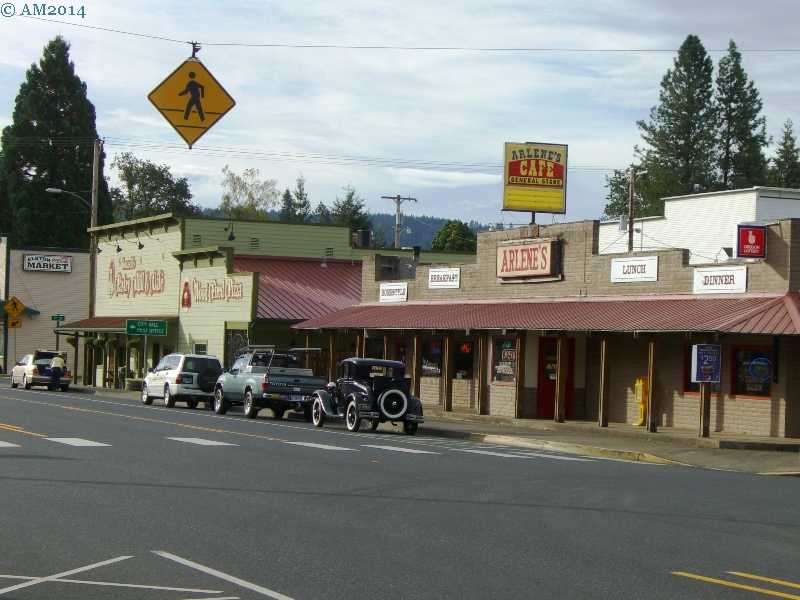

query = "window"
[454,340,474,379]
[421,338,442,376]
[182,357,222,376]
[732,347,773,397]
[683,346,720,393]
[492,337,517,383]
[193,342,208,355]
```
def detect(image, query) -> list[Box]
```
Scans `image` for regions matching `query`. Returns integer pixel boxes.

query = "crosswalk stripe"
[0,441,21,448]
[167,437,238,446]
[362,444,439,454]
[45,438,110,447]
[285,441,356,451]
[454,448,591,461]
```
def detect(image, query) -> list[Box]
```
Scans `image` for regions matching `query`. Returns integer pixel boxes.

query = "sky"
[1,0,799,228]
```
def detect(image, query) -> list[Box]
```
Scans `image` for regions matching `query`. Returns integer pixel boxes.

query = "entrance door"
[537,337,575,419]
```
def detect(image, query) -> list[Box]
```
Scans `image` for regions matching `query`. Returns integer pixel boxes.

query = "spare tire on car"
[197,369,217,394]
[378,388,408,420]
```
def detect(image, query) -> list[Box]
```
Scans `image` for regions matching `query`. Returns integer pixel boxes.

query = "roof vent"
[192,234,202,247]
[250,237,260,250]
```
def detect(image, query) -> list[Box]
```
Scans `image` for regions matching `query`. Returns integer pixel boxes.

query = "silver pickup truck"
[212,348,325,420]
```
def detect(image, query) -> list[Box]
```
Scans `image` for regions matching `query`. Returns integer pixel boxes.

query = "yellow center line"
[729,572,800,591]
[672,572,800,600]
[0,396,288,443]
[0,422,48,438]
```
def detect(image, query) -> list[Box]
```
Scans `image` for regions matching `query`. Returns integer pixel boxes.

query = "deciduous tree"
[218,165,278,221]
[431,219,477,252]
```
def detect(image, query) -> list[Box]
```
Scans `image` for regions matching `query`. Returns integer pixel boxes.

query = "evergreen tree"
[0,36,112,247]
[279,188,295,222]
[637,35,717,194]
[715,40,768,188]
[769,119,800,188]
[313,201,332,224]
[331,185,370,232]
[431,220,477,252]
[110,152,198,220]
[292,175,311,222]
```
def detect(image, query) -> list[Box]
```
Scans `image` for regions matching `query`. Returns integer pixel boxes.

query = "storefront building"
[297,216,800,438]
[1,237,89,377]
[59,213,473,387]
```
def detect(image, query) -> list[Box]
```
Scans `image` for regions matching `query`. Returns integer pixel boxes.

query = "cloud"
[385,168,499,188]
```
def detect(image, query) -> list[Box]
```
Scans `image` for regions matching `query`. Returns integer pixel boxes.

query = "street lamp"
[45,187,91,210]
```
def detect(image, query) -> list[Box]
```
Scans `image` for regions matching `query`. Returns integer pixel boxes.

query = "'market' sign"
[23,254,72,273]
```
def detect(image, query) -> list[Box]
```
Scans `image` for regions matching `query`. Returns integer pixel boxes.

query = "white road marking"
[0,555,132,596]
[454,448,592,461]
[284,441,356,451]
[167,437,238,446]
[154,551,296,600]
[0,441,21,448]
[362,444,439,454]
[45,437,110,447]
[0,574,223,594]
[182,597,238,600]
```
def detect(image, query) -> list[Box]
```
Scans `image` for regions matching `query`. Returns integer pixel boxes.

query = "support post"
[514,332,526,419]
[443,334,454,412]
[699,381,711,438]
[327,331,336,382]
[304,332,311,369]
[554,335,568,423]
[646,339,657,433]
[598,337,609,427]
[143,334,148,378]
[73,337,79,385]
[411,333,422,398]
[355,332,362,358]
[383,334,390,360]
[477,334,488,415]
[89,138,101,318]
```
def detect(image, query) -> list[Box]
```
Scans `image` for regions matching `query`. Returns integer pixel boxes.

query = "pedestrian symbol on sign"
[180,72,205,121]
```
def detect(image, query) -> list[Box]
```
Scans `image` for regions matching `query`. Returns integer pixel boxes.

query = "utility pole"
[89,138,101,318]
[627,166,635,253]
[382,194,417,249]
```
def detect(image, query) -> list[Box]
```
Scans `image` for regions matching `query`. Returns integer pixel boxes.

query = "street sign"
[51,314,65,322]
[148,58,236,149]
[126,319,168,336]
[4,296,25,318]
[7,319,21,329]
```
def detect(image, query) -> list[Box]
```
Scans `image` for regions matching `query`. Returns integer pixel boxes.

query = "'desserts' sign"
[503,142,567,213]
[496,239,559,280]
[23,254,72,273]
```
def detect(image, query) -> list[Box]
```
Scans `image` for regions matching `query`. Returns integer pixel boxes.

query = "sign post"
[691,344,721,438]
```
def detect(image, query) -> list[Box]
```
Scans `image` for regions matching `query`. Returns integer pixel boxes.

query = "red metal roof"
[234,256,362,322]
[59,316,176,331]
[294,293,800,335]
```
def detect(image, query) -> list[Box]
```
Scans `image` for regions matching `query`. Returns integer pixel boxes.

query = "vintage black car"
[311,358,424,434]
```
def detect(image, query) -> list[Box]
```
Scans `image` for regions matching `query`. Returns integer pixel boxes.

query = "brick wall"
[489,383,516,417]
[420,376,442,407]
[452,378,475,412]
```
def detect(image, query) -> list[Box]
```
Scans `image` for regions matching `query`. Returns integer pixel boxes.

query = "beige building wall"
[94,226,182,318]
[175,254,256,363]
[6,249,89,377]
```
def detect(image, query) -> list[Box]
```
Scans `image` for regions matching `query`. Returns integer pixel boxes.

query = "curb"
[420,426,687,466]
[757,471,800,477]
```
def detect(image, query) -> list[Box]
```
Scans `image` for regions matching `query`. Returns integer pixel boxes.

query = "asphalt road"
[0,386,798,600]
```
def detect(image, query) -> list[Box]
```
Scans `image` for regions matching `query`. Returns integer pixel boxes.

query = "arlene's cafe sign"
[496,239,559,281]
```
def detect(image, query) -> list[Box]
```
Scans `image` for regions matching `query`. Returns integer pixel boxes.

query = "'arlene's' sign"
[496,239,558,280]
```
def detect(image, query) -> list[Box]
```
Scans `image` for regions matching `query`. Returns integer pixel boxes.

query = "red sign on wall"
[737,225,767,259]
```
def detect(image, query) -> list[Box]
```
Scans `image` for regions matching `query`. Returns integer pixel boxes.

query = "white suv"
[141,353,223,409]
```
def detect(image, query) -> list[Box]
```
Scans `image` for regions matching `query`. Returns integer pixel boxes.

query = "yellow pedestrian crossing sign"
[7,319,21,329]
[4,296,25,319]
[148,58,236,148]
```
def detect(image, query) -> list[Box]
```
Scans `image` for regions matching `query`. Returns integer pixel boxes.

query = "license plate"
[291,394,304,403]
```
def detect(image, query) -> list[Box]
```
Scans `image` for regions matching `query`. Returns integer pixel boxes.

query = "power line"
[18,15,800,54]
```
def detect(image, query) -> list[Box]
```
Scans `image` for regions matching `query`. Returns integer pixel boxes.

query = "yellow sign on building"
[4,296,25,318]
[7,319,22,329]
[148,58,236,148]
[502,142,568,214]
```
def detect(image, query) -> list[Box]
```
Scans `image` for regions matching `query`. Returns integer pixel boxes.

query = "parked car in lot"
[141,353,223,409]
[213,347,325,419]
[311,358,424,434]
[10,350,71,391]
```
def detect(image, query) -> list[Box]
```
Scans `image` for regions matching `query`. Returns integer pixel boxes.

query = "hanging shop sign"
[23,254,72,273]
[148,57,236,149]
[737,224,767,259]
[428,267,460,289]
[379,282,408,303]
[502,142,568,213]
[610,256,658,283]
[496,239,559,280]
[691,344,722,383]
[692,265,747,294]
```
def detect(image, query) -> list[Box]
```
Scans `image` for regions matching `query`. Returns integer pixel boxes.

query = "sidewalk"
[12,379,800,475]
